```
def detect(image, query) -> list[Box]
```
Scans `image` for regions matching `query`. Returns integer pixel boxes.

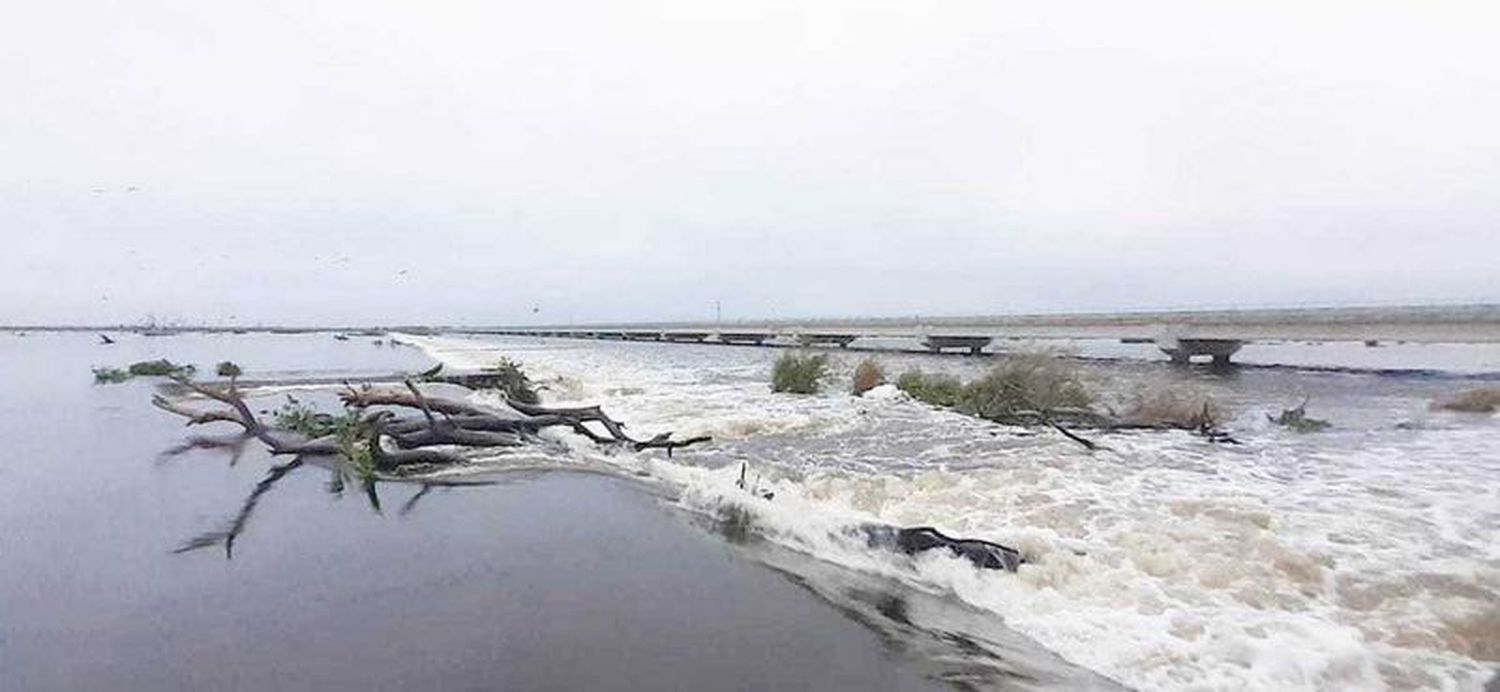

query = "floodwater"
[407,333,1500,691]
[0,331,1117,691]
[3,331,1498,690]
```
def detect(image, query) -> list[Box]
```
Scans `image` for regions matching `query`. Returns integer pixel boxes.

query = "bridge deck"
[497,305,1500,345]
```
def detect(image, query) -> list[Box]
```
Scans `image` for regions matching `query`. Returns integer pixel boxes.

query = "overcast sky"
[3,1,1497,326]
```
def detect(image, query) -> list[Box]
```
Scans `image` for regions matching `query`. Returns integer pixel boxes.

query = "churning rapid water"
[404,334,1500,691]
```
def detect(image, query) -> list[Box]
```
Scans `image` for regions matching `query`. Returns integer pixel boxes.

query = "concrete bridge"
[476,304,1500,365]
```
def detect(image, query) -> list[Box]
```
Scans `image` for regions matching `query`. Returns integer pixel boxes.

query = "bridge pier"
[798,334,859,348]
[717,333,772,346]
[922,335,993,355]
[1160,339,1244,366]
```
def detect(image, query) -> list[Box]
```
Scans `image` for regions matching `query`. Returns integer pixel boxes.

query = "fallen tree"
[152,372,712,474]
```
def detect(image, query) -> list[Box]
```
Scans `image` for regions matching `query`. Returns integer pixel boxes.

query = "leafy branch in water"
[271,396,362,439]
[955,353,1094,419]
[896,369,963,407]
[772,353,829,394]
[337,424,376,483]
[93,359,196,384]
[215,361,243,380]
[93,367,132,384]
[899,355,1097,431]
[129,359,196,377]
[482,358,539,404]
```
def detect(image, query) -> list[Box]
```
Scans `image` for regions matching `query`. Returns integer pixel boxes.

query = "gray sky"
[3,0,1497,326]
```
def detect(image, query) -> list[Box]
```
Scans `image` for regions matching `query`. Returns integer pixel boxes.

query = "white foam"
[404,334,1500,691]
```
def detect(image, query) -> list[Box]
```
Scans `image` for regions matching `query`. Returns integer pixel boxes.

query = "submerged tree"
[852,358,886,395]
[152,371,711,473]
[215,361,243,381]
[155,364,712,557]
[771,353,828,394]
[92,359,195,384]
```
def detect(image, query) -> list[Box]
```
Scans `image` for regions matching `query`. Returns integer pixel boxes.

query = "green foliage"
[92,359,195,383]
[895,369,963,407]
[955,354,1092,419]
[852,358,886,395]
[897,354,1093,421]
[771,353,829,394]
[216,361,243,379]
[337,425,376,482]
[127,359,195,377]
[1434,387,1500,414]
[483,358,539,404]
[272,397,362,439]
[92,367,131,384]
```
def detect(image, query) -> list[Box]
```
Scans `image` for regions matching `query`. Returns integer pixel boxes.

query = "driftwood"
[155,369,713,558]
[979,404,1240,447]
[153,373,713,473]
[972,396,1107,451]
[338,385,711,456]
[152,377,342,456]
[1040,414,1101,451]
[862,525,1026,572]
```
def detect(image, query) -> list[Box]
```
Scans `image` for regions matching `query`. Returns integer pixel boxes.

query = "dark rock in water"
[861,525,1025,572]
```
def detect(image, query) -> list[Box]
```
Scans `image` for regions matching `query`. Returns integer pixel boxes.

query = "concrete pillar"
[1161,339,1244,365]
[921,335,993,355]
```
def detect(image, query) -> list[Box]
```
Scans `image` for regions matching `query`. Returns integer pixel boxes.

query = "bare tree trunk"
[154,375,712,472]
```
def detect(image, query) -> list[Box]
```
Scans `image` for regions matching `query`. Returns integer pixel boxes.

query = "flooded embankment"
[0,331,1113,691]
[4,330,1498,690]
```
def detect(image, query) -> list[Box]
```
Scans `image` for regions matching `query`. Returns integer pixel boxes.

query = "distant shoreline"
[19,326,1495,380]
